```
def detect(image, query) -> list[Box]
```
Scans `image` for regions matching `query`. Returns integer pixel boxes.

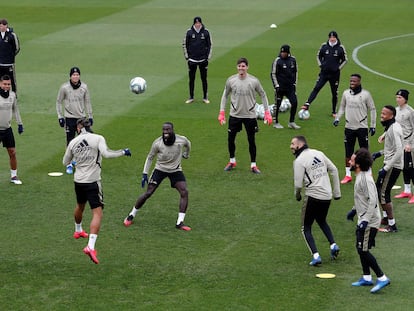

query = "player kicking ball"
[124,122,192,231]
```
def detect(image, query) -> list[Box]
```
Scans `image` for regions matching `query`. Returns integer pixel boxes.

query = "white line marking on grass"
[352,33,414,86]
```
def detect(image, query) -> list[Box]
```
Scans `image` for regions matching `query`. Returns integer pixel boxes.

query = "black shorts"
[376,167,401,204]
[0,127,16,148]
[74,181,104,209]
[228,116,258,135]
[356,227,377,252]
[149,169,186,188]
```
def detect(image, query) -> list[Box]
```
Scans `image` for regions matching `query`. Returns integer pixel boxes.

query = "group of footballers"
[4,15,409,296]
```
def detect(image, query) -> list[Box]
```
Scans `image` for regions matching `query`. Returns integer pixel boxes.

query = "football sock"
[11,169,17,178]
[345,167,351,177]
[75,223,83,232]
[388,218,395,226]
[382,211,387,218]
[363,275,372,282]
[177,212,186,225]
[88,234,98,250]
[130,207,139,218]
[251,162,257,168]
[404,184,411,193]
[229,158,236,164]
[313,252,320,259]
[378,275,387,281]
[330,243,337,249]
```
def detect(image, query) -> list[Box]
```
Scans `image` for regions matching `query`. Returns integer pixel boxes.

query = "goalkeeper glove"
[264,110,273,125]
[218,110,226,125]
[18,124,24,134]
[123,148,131,156]
[58,118,65,127]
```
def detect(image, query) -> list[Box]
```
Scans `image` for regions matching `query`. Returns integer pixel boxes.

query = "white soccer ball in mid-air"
[279,99,291,113]
[130,77,147,94]
[298,109,310,120]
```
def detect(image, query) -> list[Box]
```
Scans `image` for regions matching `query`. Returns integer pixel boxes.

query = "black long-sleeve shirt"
[316,40,347,73]
[182,25,212,62]
[0,31,20,65]
[270,54,297,90]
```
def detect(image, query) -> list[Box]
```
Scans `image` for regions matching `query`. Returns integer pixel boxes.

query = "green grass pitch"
[1,0,414,310]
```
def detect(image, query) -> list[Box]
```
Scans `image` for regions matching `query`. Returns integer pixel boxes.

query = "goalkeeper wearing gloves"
[218,57,271,174]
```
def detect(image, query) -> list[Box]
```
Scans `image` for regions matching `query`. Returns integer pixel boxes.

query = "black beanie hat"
[396,89,409,101]
[69,67,81,77]
[328,31,338,38]
[193,16,202,24]
[280,45,290,53]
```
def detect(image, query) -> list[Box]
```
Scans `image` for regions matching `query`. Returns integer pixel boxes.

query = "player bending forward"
[124,122,192,231]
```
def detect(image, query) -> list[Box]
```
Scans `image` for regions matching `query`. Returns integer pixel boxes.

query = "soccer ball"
[130,77,147,94]
[298,109,310,120]
[279,99,291,113]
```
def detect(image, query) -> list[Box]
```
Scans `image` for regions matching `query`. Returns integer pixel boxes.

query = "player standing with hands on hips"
[333,73,376,184]
[63,118,131,264]
[56,67,93,174]
[302,31,347,116]
[0,74,23,184]
[123,122,192,231]
[347,148,390,293]
[0,19,20,94]
[290,135,341,266]
[218,57,272,174]
[270,44,300,129]
[182,16,212,104]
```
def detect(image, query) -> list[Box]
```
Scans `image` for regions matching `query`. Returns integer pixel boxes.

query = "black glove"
[347,209,356,221]
[89,118,94,126]
[369,127,376,136]
[58,118,65,127]
[123,148,131,156]
[18,124,23,134]
[358,221,368,230]
[372,152,382,161]
[295,190,302,201]
[333,119,339,127]
[334,196,341,200]
[141,173,148,188]
[378,168,387,179]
